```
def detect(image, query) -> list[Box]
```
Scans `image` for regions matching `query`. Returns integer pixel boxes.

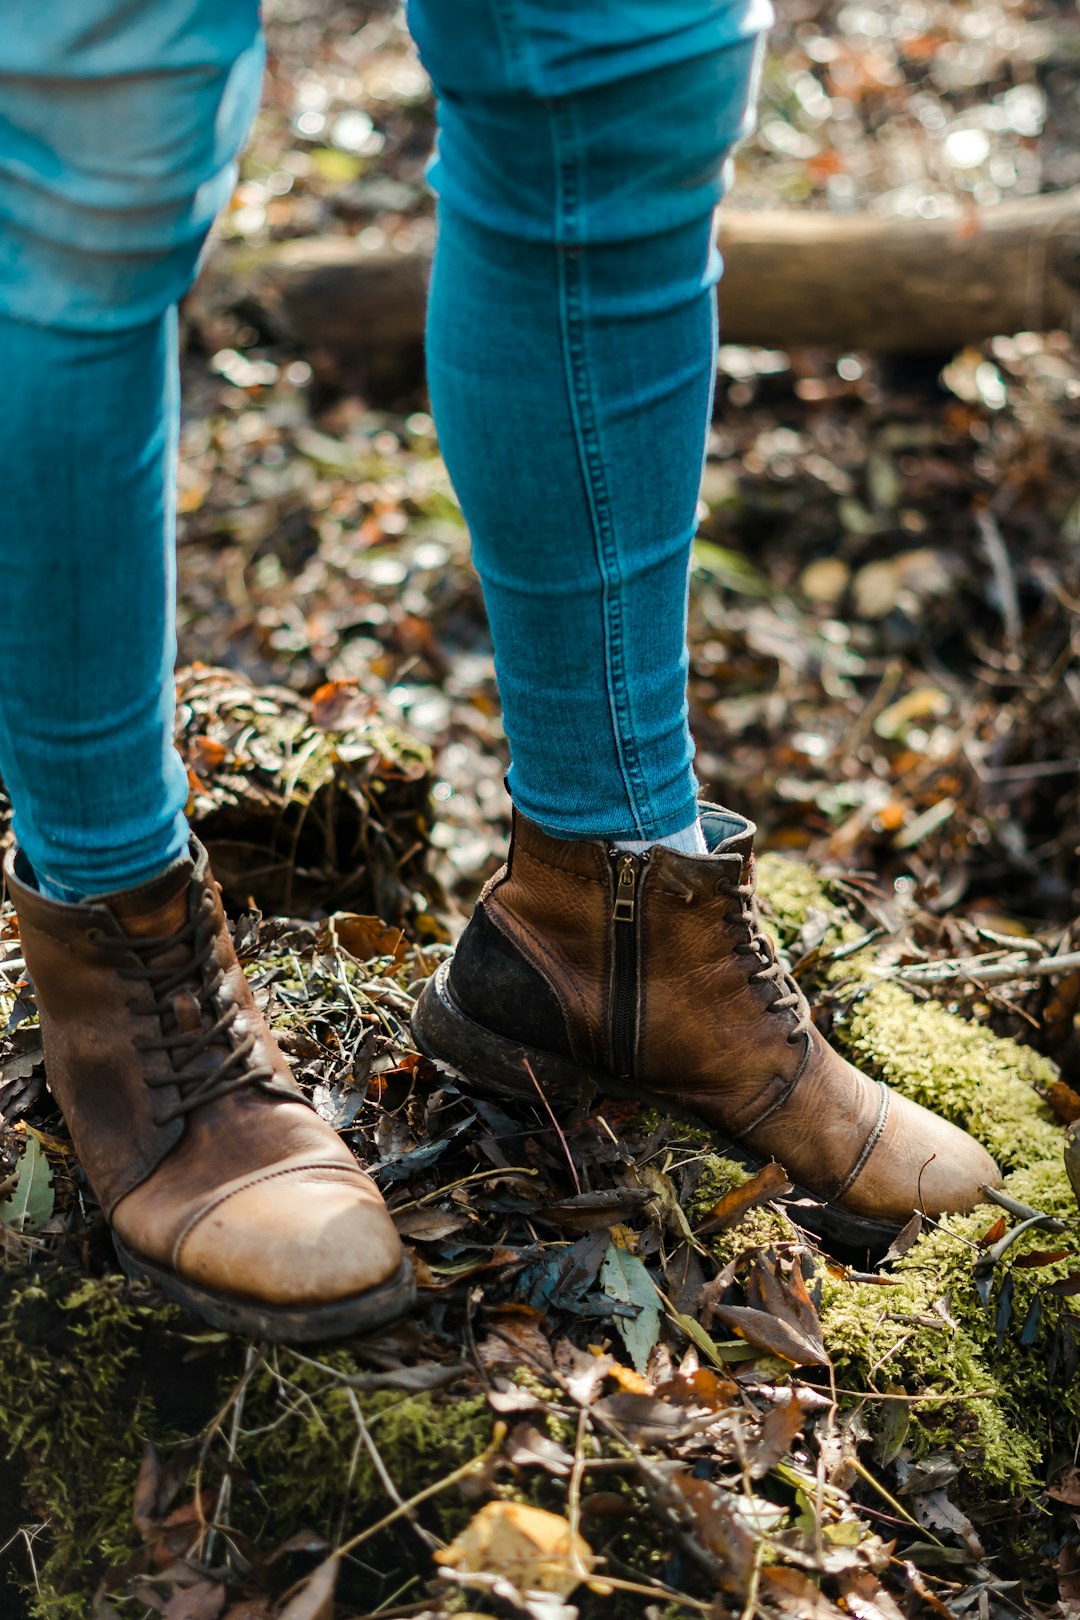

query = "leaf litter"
[2,0,1080,1617]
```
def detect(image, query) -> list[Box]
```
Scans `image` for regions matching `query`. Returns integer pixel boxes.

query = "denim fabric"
[0,0,263,331]
[0,309,191,900]
[414,7,765,838]
[0,0,766,891]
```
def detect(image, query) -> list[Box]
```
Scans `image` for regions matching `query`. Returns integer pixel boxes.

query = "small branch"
[889,947,1080,987]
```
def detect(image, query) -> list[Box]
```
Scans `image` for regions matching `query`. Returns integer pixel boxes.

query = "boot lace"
[90,886,274,1125]
[713,869,810,1046]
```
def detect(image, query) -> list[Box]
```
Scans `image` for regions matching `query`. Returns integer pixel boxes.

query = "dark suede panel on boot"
[448,905,575,1059]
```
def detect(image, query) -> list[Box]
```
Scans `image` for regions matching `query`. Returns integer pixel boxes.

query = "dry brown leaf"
[477,1306,555,1376]
[751,1389,813,1477]
[277,1556,339,1620]
[695,1160,792,1234]
[434,1501,594,1598]
[1049,1465,1080,1506]
[327,913,406,965]
[653,1368,739,1410]
[132,1444,161,1541]
[881,1211,923,1264]
[1048,1080,1080,1124]
[191,735,228,775]
[162,1582,226,1620]
[714,1254,829,1367]
[310,679,376,731]
[977,1215,1007,1249]
[761,1567,845,1616]
[669,1473,754,1593]
[901,1562,953,1618]
[836,1571,907,1620]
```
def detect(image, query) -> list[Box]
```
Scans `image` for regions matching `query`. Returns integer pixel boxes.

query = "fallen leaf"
[1048,1081,1080,1124]
[751,1389,812,1477]
[882,1211,923,1264]
[310,679,376,731]
[190,735,228,775]
[0,1132,54,1234]
[714,1254,829,1367]
[669,1473,755,1593]
[277,1556,339,1620]
[505,1424,575,1477]
[553,1342,613,1407]
[326,913,406,965]
[901,1563,953,1618]
[435,1502,593,1598]
[837,1572,908,1620]
[600,1243,661,1375]
[131,1444,161,1542]
[478,1306,555,1376]
[162,1581,226,1620]
[694,1161,792,1234]
[1011,1248,1073,1269]
[1049,1465,1080,1506]
[653,1368,739,1410]
[977,1215,1007,1249]
[761,1567,845,1616]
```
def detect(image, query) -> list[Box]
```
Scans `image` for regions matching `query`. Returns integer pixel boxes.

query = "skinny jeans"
[0,0,768,897]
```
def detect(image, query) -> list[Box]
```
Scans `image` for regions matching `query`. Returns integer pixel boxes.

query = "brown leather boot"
[413,805,1002,1246]
[7,839,414,1341]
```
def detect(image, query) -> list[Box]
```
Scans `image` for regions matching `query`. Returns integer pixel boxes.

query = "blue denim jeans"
[0,0,767,895]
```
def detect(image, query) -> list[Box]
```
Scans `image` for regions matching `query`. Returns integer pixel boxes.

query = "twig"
[566,1407,590,1583]
[805,1384,998,1404]
[890,947,1080,986]
[343,1387,441,1552]
[848,1457,946,1549]
[523,1056,581,1196]
[389,1165,538,1211]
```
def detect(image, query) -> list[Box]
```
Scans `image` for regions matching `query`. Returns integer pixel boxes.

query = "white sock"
[613,818,708,857]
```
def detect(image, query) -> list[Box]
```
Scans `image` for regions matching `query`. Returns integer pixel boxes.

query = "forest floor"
[3,2,1080,1618]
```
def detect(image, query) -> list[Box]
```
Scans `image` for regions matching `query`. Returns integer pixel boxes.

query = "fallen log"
[220,185,1080,356]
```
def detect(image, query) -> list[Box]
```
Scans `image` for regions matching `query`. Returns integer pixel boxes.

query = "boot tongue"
[106,851,229,1078]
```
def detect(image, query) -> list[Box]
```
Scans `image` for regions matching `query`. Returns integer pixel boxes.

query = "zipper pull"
[612,855,639,923]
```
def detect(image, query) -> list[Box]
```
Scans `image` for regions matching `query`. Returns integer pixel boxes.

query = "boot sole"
[413,961,901,1257]
[113,1239,417,1344]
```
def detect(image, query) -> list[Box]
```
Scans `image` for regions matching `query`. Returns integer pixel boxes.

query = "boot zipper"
[610,851,646,1079]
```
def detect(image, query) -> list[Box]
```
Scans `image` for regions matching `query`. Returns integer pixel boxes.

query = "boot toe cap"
[176,1169,406,1307]
[845,1089,1002,1227]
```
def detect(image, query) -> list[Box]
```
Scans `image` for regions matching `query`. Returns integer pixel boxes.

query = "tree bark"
[220,185,1080,356]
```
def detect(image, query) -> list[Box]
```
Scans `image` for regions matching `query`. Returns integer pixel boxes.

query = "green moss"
[0,1272,495,1618]
[0,1270,185,1618]
[235,1352,493,1545]
[757,853,1080,1492]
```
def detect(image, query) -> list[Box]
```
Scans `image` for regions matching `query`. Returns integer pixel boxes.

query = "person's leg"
[409,0,1002,1235]
[0,1,265,898]
[412,9,765,845]
[0,0,413,1338]
[0,312,190,900]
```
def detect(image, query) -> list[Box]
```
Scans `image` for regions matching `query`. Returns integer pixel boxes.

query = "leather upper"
[457,806,1002,1225]
[7,841,405,1306]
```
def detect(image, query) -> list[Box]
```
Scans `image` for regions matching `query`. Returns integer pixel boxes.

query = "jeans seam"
[548,97,653,837]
